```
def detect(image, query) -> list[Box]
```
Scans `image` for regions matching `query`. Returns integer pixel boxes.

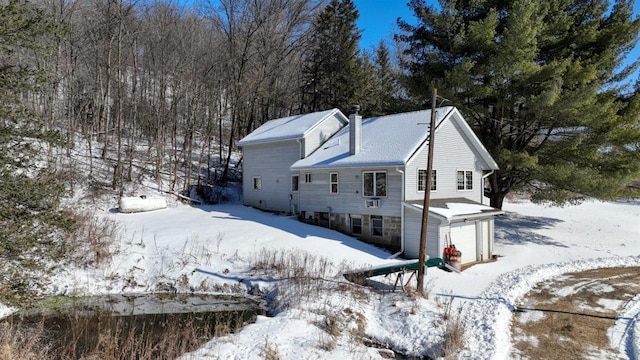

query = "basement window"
[371,216,383,237]
[351,216,362,235]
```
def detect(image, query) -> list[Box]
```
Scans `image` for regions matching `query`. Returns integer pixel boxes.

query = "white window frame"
[371,215,383,237]
[418,169,437,192]
[291,175,299,192]
[329,172,339,194]
[304,172,312,183]
[457,170,473,191]
[362,171,387,197]
[253,176,262,190]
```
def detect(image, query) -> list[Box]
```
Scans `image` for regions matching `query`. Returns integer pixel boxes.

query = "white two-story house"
[238,107,502,265]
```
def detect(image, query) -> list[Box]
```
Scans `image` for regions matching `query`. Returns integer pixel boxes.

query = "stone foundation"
[299,211,401,253]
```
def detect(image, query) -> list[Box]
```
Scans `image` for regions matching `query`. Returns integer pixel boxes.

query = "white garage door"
[450,222,477,264]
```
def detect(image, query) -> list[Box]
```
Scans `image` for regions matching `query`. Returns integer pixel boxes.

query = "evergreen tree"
[300,0,366,114]
[398,0,640,208]
[0,1,74,301]
[370,40,401,116]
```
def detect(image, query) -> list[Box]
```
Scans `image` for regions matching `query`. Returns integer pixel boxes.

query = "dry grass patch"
[511,267,640,359]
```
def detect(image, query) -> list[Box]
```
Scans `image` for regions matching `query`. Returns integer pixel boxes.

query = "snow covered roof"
[290,106,498,170]
[404,198,503,221]
[291,107,453,169]
[237,108,348,146]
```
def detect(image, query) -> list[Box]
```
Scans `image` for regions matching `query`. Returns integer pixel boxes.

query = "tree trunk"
[488,172,506,209]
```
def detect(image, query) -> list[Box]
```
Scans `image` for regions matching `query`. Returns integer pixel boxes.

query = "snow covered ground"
[2,197,639,359]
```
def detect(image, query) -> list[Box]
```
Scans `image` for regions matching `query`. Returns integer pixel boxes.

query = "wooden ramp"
[343,257,457,291]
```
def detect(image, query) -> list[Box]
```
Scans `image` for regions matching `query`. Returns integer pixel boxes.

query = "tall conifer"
[301,0,365,114]
[399,0,640,208]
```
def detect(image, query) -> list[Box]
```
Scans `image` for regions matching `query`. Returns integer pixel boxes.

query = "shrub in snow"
[119,196,167,213]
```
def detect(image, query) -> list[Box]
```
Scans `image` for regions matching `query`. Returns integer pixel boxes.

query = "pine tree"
[398,0,640,208]
[0,1,74,301]
[300,0,366,114]
[370,41,402,116]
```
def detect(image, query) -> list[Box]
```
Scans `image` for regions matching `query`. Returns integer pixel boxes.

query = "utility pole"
[417,87,437,294]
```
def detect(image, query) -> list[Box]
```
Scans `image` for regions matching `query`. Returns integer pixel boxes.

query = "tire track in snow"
[610,294,640,360]
[457,255,640,360]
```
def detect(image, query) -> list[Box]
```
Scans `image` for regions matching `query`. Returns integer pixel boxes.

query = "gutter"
[391,167,405,258]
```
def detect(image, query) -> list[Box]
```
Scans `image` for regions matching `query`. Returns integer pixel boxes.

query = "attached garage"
[401,199,502,266]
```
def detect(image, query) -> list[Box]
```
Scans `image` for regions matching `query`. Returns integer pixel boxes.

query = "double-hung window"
[418,169,437,192]
[291,175,299,192]
[253,176,262,190]
[363,171,386,197]
[457,170,473,190]
[330,172,339,194]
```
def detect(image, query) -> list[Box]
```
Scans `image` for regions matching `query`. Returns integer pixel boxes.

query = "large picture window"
[418,169,437,192]
[363,171,386,197]
[330,172,339,194]
[457,170,473,190]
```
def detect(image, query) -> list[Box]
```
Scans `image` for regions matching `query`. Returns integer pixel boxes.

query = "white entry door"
[450,222,477,264]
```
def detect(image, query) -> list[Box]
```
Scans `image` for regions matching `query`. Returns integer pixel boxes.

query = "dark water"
[7,293,264,360]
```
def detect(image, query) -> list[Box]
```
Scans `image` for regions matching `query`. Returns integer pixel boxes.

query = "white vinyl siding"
[403,207,441,259]
[330,172,339,194]
[297,168,401,217]
[405,120,484,202]
[302,114,348,157]
[241,140,302,212]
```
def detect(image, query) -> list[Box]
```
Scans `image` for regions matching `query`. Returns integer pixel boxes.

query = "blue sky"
[353,0,413,49]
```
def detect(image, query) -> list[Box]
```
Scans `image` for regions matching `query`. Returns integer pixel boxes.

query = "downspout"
[296,138,303,159]
[481,170,495,205]
[391,167,405,258]
[296,139,303,217]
